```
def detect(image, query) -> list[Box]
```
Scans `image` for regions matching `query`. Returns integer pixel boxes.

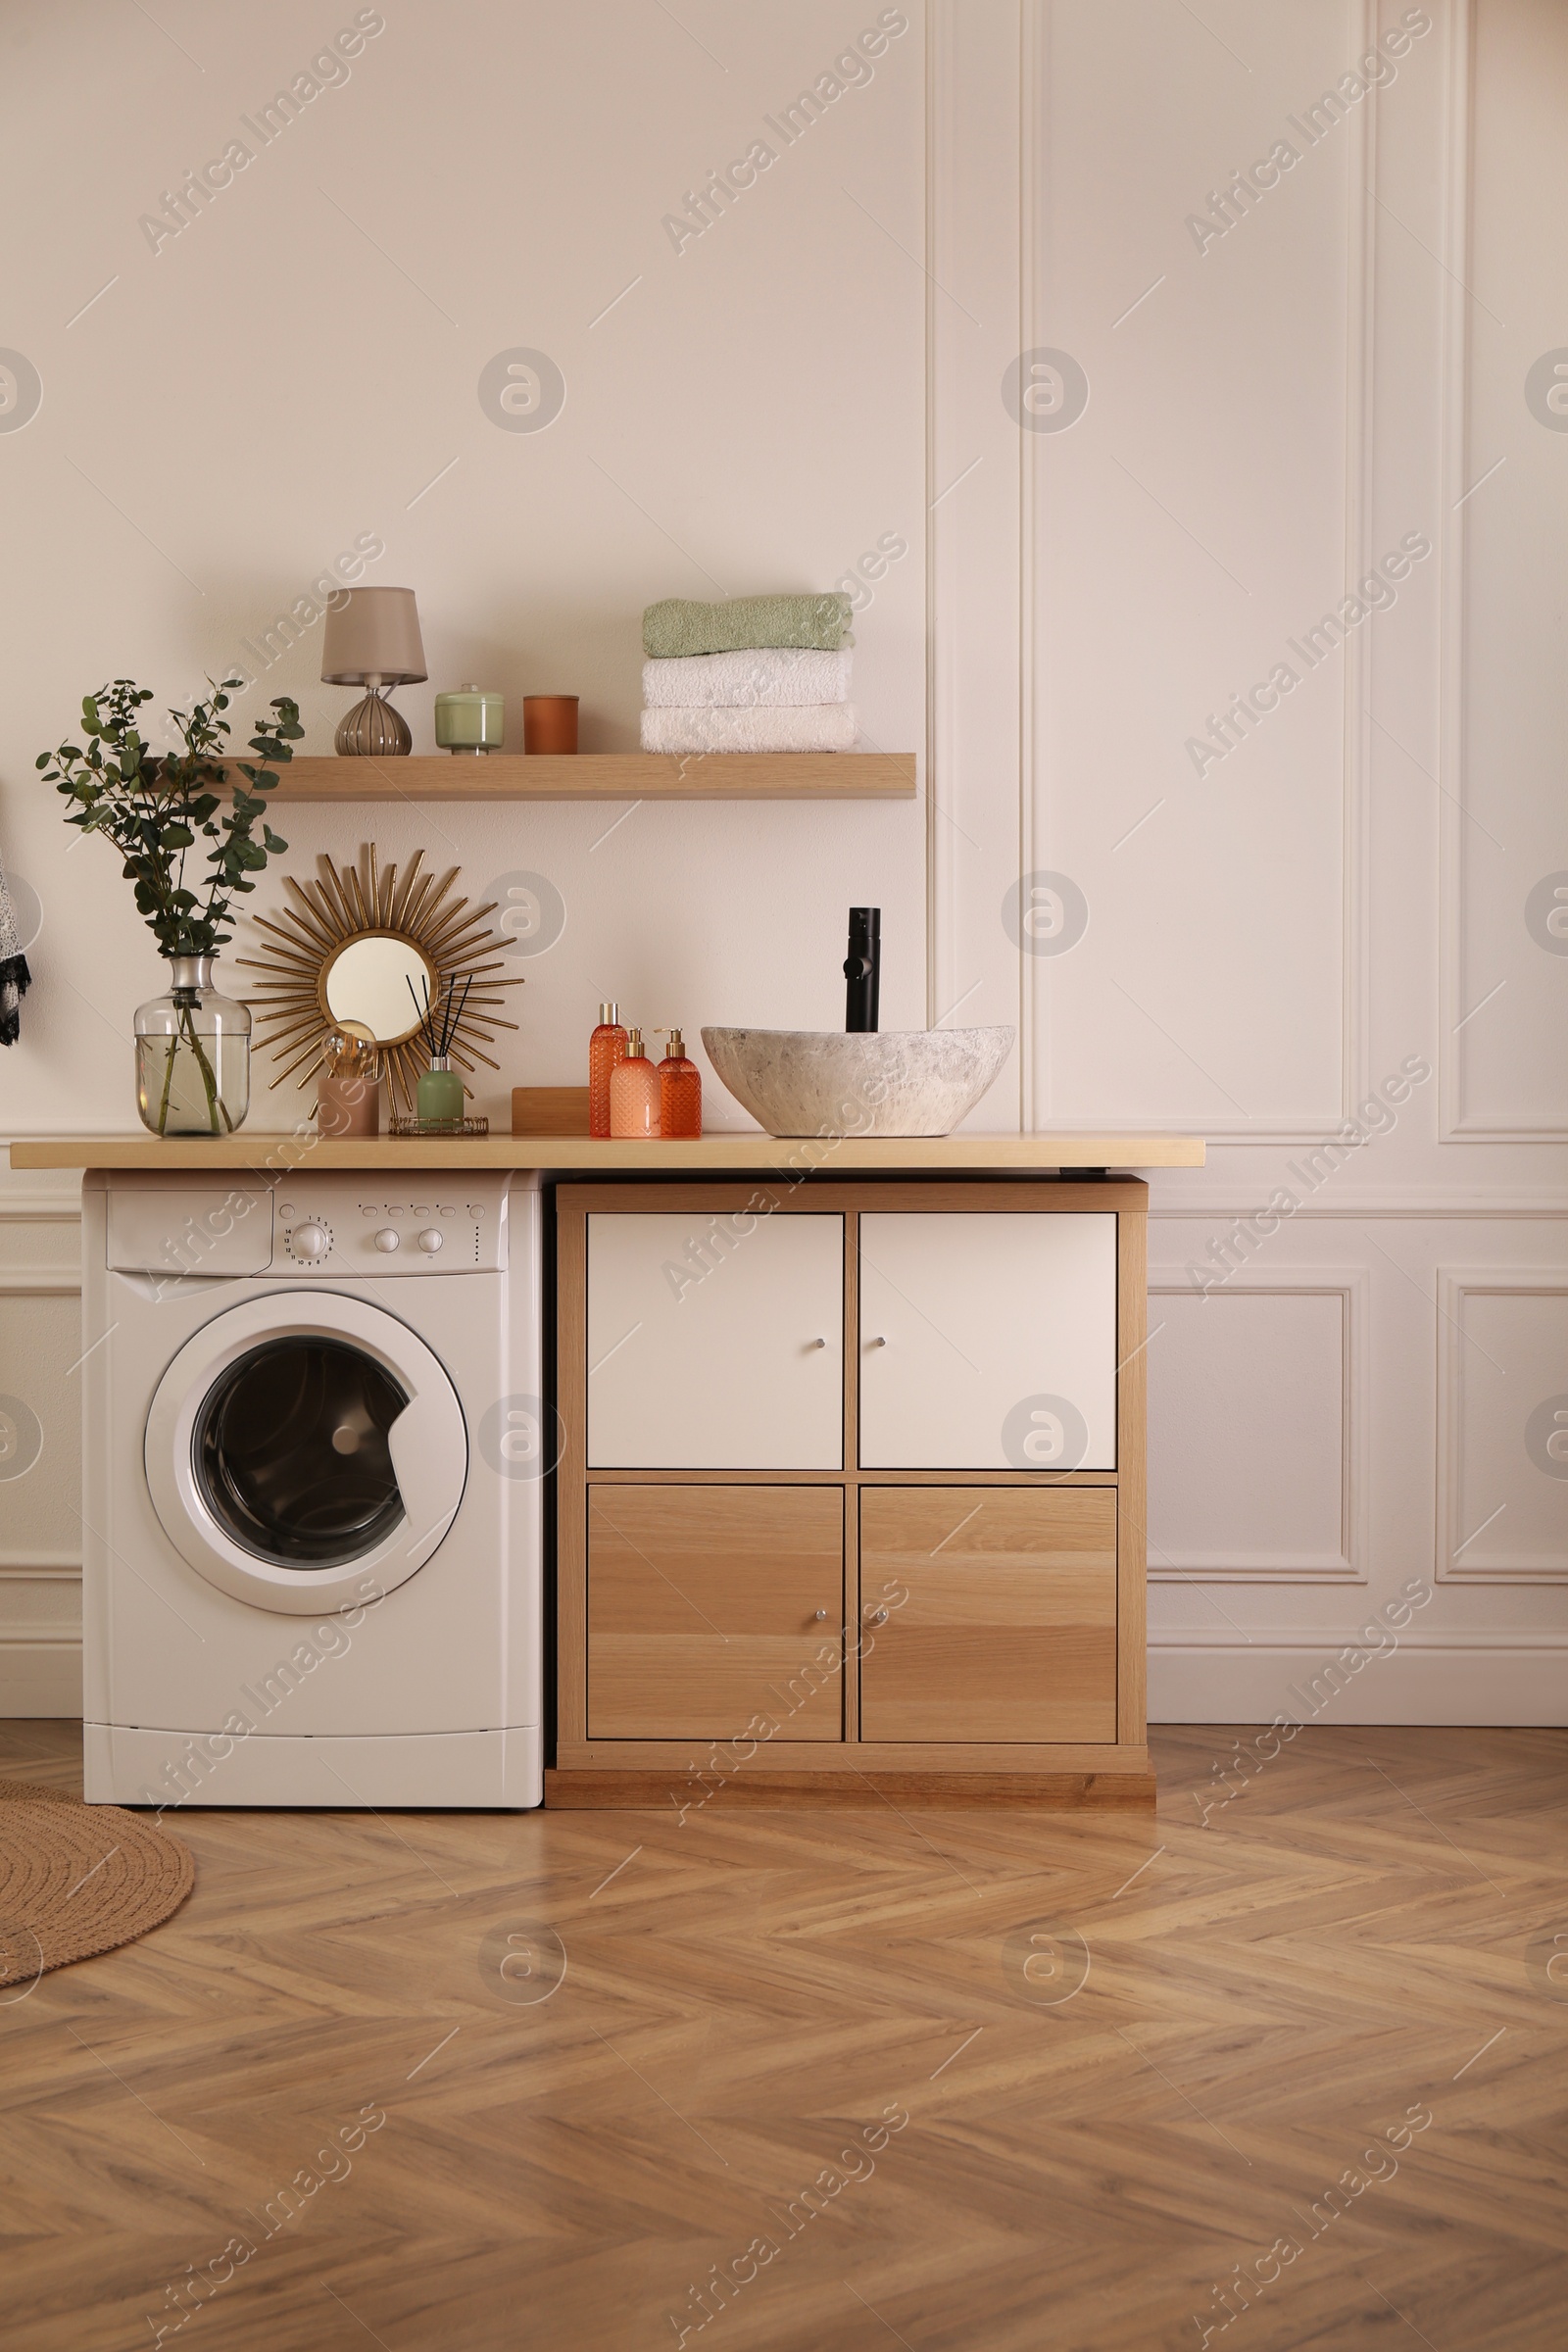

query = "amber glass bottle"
[658,1029,702,1138]
[588,1001,628,1139]
[610,1028,662,1138]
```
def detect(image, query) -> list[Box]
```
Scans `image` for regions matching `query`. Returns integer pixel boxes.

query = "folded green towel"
[643,594,854,659]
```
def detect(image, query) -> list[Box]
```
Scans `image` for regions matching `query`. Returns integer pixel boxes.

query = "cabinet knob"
[808,1336,826,1348]
[814,1608,828,1621]
[869,1335,887,1347]
[863,1604,889,1627]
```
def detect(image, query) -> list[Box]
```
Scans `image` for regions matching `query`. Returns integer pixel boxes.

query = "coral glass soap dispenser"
[658,1030,702,1138]
[589,1002,628,1139]
[610,1028,662,1138]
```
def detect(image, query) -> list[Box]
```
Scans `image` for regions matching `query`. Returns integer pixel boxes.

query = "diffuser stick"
[406,972,435,1055]
[441,973,471,1057]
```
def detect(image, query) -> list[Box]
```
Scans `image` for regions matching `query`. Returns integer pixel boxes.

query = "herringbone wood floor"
[2,1721,1564,2352]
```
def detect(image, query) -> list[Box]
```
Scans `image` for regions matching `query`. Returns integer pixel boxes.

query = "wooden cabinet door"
[858,1487,1117,1742]
[858,1211,1117,1470]
[588,1486,844,1740]
[587,1212,843,1468]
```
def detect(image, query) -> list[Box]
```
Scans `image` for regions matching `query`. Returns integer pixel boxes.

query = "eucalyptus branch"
[37,676,301,958]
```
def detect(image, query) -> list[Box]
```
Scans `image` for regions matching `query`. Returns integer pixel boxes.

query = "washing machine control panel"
[272,1174,508,1274]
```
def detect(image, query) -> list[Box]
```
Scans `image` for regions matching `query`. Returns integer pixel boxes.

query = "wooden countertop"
[9,1133,1205,1173]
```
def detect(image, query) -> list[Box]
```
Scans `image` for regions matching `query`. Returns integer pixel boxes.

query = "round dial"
[416,1228,444,1254]
[373,1228,401,1253]
[292,1222,330,1260]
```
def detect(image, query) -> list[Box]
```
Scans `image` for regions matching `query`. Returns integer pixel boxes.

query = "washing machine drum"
[146,1294,468,1614]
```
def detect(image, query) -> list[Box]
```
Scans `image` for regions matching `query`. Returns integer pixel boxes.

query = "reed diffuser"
[407,971,472,1131]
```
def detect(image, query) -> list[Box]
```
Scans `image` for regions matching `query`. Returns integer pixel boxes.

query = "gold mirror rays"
[238,845,521,1118]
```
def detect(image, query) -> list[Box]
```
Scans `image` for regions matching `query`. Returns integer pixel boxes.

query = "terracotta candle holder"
[523,695,578,754]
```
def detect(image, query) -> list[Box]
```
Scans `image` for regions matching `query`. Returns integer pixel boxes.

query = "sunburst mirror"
[239,845,521,1116]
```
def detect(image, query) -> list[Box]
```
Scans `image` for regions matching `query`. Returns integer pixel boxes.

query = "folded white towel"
[641,648,852,709]
[641,703,858,755]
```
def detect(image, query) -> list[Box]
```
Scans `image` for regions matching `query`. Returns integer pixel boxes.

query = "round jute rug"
[0,1780,194,2001]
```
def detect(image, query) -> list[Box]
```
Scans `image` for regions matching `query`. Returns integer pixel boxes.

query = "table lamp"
[321,586,427,756]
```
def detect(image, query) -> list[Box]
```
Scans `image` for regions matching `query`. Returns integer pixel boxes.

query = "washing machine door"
[145,1292,468,1615]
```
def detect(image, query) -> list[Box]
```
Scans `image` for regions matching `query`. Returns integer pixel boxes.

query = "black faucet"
[844,906,880,1032]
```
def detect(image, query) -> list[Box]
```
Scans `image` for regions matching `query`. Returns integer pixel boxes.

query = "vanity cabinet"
[553,1180,1151,1805]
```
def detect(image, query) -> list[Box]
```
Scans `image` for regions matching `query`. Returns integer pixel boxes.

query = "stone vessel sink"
[701,1026,1014,1139]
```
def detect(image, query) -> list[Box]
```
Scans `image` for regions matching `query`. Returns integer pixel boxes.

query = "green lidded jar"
[434,684,505,755]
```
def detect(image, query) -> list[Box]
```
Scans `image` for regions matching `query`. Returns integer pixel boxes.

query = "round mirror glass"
[321,936,438,1046]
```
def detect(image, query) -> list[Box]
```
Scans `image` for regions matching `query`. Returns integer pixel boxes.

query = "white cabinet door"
[858,1212,1117,1469]
[587,1212,843,1468]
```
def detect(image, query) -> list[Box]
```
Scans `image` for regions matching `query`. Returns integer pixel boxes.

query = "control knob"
[292,1222,330,1260]
[373,1228,401,1253]
[416,1228,444,1254]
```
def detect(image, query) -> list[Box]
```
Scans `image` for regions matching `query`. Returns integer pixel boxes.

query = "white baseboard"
[0,1642,83,1717]
[1150,1642,1568,1727]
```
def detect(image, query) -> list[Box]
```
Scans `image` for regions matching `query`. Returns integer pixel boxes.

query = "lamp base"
[335,688,412,757]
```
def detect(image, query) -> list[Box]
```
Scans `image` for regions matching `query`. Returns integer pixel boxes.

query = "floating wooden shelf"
[220,753,915,803]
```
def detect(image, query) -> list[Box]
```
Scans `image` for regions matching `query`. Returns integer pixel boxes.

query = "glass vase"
[135,955,251,1137]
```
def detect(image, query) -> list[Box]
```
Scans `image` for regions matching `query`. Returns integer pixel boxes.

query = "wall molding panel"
[1341,0,1381,1143]
[1149,1269,1370,1583]
[1436,0,1568,1142]
[1435,0,1507,1141]
[1018,0,1379,1144]
[1436,1266,1568,1582]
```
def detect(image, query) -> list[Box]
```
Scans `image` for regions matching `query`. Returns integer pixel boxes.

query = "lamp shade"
[321,586,427,685]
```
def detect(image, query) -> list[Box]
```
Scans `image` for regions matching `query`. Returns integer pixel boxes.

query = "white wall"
[3,0,1565,1723]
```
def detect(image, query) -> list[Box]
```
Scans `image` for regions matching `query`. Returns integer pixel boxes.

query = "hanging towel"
[640,703,858,755]
[0,845,30,1048]
[643,594,854,659]
[641,648,852,710]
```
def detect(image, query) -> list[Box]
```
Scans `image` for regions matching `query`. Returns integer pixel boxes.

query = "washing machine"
[80,1168,543,1809]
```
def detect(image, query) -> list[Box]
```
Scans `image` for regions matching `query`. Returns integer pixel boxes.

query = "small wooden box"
[512,1087,592,1137]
